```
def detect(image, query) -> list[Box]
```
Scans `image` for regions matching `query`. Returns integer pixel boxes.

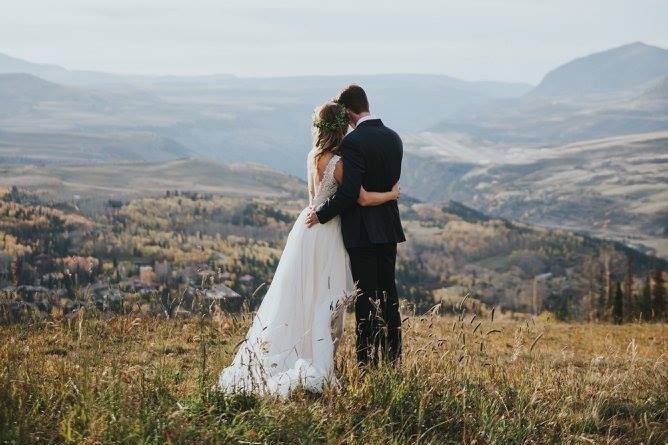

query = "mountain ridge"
[0,56,534,176]
[528,42,668,98]
[0,51,533,93]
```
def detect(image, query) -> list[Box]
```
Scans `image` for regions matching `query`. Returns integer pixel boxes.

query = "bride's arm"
[358,183,400,206]
[307,151,316,202]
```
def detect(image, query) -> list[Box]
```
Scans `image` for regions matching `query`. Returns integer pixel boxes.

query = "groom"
[306,84,405,366]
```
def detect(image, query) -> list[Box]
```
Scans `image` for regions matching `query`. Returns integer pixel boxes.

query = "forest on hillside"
[0,186,665,323]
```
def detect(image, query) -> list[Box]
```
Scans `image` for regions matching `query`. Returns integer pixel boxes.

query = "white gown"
[218,152,353,397]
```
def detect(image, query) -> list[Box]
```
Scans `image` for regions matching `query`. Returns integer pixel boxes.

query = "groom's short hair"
[337,85,369,114]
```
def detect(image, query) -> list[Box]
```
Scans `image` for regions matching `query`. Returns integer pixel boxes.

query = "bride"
[218,101,400,397]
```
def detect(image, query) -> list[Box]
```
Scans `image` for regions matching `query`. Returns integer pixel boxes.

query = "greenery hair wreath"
[313,103,349,132]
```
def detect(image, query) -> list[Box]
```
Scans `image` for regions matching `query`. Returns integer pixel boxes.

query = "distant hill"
[0,51,532,97]
[429,92,668,145]
[0,73,112,117]
[0,53,533,176]
[0,129,191,164]
[408,43,668,258]
[0,72,193,165]
[0,73,71,98]
[0,158,305,200]
[0,52,128,86]
[0,52,67,79]
[429,43,668,144]
[403,131,668,257]
[529,42,668,98]
[638,75,668,103]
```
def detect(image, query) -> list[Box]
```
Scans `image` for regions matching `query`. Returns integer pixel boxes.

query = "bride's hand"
[357,186,370,206]
[391,182,401,200]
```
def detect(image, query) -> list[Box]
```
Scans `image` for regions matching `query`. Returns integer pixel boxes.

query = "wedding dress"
[218,151,353,397]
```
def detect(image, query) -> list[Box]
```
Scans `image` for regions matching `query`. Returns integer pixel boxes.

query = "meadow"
[1,307,666,444]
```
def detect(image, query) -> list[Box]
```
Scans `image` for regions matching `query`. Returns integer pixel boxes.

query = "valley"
[1,41,667,319]
[1,44,666,257]
[1,182,664,323]
[400,42,668,257]
[403,131,668,257]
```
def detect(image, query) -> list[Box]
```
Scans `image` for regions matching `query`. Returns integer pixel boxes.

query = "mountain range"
[529,42,668,98]
[0,41,666,256]
[430,43,668,145]
[0,51,532,173]
[404,42,668,256]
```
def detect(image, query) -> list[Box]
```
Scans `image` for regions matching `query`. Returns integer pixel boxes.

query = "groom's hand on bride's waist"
[305,208,320,227]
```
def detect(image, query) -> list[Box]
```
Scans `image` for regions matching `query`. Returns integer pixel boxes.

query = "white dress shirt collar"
[355,114,375,127]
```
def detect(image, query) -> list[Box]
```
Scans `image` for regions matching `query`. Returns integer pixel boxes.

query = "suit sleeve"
[316,137,364,224]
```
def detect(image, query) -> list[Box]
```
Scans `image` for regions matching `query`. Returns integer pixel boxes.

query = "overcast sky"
[2,0,667,84]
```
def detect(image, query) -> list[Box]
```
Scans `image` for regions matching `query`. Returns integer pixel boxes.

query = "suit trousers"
[347,243,401,366]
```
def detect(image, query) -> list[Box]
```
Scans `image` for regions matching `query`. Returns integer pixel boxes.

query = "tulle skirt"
[218,208,353,397]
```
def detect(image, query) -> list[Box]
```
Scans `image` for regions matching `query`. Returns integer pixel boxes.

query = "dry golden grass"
[1,311,666,444]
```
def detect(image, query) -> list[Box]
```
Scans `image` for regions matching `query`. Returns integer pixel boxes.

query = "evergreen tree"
[639,276,652,321]
[624,257,636,320]
[653,269,665,321]
[612,281,624,324]
[596,267,608,321]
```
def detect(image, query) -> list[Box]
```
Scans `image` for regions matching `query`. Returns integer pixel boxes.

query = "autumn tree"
[639,276,652,321]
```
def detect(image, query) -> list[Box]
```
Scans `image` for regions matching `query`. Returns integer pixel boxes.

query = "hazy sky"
[2,0,667,84]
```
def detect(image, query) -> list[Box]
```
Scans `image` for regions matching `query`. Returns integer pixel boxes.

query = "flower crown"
[313,103,349,133]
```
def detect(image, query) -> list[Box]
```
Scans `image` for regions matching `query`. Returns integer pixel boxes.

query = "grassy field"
[1,310,666,444]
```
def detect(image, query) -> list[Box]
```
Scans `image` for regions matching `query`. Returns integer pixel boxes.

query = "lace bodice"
[307,151,341,208]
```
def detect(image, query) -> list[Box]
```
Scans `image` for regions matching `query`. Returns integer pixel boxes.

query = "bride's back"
[308,150,341,207]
